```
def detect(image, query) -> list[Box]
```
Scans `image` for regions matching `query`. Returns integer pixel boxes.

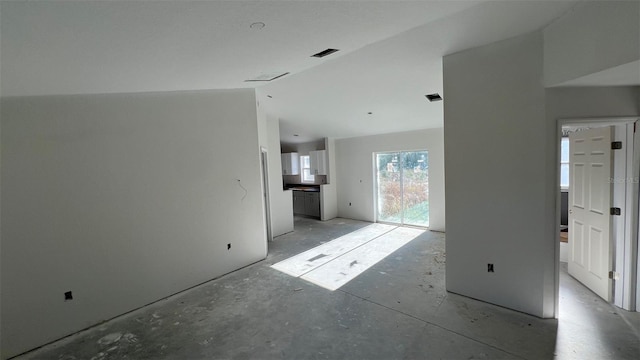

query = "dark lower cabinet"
[304,192,320,218]
[293,190,320,218]
[293,191,306,214]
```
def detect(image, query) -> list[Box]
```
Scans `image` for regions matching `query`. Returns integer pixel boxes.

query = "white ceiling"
[263,0,582,143]
[0,0,481,96]
[1,1,582,143]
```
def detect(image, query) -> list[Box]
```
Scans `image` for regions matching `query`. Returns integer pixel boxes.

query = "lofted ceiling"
[1,0,582,143]
[0,0,482,96]
[552,60,640,87]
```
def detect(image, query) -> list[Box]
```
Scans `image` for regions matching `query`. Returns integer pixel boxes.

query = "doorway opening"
[556,118,639,317]
[565,126,614,301]
[375,150,429,227]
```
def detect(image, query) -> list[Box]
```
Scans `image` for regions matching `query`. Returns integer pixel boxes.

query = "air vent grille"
[425,93,443,102]
[312,48,339,58]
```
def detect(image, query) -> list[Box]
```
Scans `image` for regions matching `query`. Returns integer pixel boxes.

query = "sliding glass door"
[375,151,429,227]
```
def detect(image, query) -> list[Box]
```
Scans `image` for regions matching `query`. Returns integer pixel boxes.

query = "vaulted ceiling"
[1,1,581,143]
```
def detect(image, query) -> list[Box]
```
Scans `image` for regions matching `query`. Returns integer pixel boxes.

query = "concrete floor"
[16,217,640,360]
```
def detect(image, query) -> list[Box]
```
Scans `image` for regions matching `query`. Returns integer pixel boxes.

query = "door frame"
[555,117,639,316]
[373,150,429,228]
[260,147,273,243]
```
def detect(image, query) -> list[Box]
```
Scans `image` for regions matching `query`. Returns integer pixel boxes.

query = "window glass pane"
[376,153,401,224]
[376,151,429,227]
[401,151,429,227]
[300,156,314,183]
[560,164,569,188]
[302,169,314,182]
[561,138,569,163]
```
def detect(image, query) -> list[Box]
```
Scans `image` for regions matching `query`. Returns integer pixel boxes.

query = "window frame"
[560,137,570,190]
[300,155,315,183]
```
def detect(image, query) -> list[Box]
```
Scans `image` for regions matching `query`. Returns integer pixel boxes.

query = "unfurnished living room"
[1,1,639,359]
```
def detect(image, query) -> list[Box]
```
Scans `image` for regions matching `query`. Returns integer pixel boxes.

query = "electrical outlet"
[487,264,494,272]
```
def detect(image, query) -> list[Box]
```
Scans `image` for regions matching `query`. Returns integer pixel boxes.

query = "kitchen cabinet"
[281,152,299,175]
[304,192,321,217]
[309,150,326,175]
[292,190,320,218]
[293,191,306,214]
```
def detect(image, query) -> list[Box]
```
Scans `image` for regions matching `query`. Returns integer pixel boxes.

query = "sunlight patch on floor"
[271,224,424,291]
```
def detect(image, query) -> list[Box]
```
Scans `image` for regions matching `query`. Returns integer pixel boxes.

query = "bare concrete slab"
[301,227,424,290]
[13,217,640,360]
[271,223,396,277]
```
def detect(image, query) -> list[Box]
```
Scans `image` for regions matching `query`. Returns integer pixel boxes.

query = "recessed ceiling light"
[250,22,265,30]
[425,93,443,102]
[312,48,339,58]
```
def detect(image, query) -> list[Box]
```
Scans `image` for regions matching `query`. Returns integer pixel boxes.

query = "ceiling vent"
[245,72,289,82]
[312,48,339,58]
[425,93,443,102]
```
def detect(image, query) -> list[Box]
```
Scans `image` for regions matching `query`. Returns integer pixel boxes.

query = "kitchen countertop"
[285,185,320,192]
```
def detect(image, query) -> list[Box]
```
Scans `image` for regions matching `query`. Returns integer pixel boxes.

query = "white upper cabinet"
[309,150,326,175]
[281,152,299,175]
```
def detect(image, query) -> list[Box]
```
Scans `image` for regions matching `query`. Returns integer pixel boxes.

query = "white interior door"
[568,126,613,301]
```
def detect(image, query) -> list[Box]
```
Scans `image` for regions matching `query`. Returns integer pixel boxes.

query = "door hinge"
[611,141,623,150]
[610,207,621,216]
[609,271,620,280]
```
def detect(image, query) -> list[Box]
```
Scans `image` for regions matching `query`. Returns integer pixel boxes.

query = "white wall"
[444,32,550,317]
[0,89,266,359]
[321,138,338,221]
[335,129,445,232]
[546,86,640,313]
[546,87,640,118]
[265,115,294,237]
[636,126,640,311]
[0,72,3,354]
[444,15,640,318]
[256,91,294,237]
[544,0,640,86]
